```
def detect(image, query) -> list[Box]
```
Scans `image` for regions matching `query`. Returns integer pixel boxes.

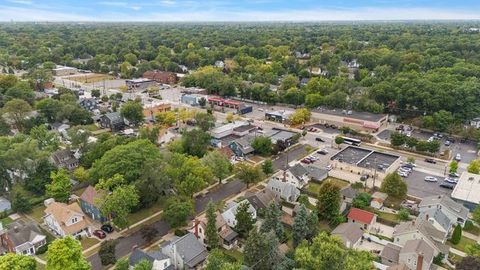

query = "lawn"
[29,204,47,223]
[223,248,244,263]
[448,236,477,252]
[127,197,167,226]
[305,177,349,195]
[66,73,113,83]
[464,224,480,236]
[0,216,13,226]
[374,210,399,224]
[80,237,100,250]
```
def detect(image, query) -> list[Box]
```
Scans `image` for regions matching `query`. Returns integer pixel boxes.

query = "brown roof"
[143,70,177,84]
[348,208,375,224]
[80,185,105,206]
[219,147,235,158]
[44,202,89,235]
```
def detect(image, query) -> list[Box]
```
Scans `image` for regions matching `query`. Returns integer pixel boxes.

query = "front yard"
[80,236,100,250]
[305,177,350,195]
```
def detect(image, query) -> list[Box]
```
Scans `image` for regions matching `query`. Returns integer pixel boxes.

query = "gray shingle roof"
[171,233,208,268]
[419,195,469,220]
[381,243,401,264]
[288,164,308,179]
[340,186,359,199]
[6,221,44,248]
[104,112,123,124]
[331,223,363,246]
[129,248,169,266]
[305,166,328,181]
[401,239,434,266]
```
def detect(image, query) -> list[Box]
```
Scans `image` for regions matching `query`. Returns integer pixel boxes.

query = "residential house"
[44,201,91,238]
[229,136,255,157]
[381,239,434,270]
[285,164,310,188]
[470,117,480,129]
[0,221,47,256]
[143,70,178,85]
[126,78,156,92]
[245,189,279,212]
[100,112,125,131]
[393,217,449,257]
[221,200,257,228]
[418,195,469,233]
[129,248,173,270]
[347,207,377,231]
[305,166,328,182]
[160,232,208,270]
[266,177,300,203]
[210,121,249,139]
[51,149,79,170]
[0,197,11,212]
[218,146,235,163]
[189,214,239,250]
[143,103,171,123]
[79,186,108,223]
[340,186,359,213]
[78,98,98,111]
[371,192,388,210]
[331,223,363,248]
[214,60,225,69]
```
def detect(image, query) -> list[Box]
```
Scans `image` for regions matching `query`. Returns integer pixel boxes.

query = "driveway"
[87,179,246,270]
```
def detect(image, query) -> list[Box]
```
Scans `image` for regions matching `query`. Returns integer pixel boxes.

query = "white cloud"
[0,5,479,21]
[160,0,176,6]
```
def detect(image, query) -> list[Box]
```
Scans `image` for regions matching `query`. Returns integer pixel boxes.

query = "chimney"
[13,226,19,233]
[282,171,287,182]
[416,254,424,270]
[193,219,200,238]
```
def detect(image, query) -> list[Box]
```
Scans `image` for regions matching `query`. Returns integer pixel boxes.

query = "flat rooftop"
[331,146,400,170]
[452,172,480,204]
[312,107,386,122]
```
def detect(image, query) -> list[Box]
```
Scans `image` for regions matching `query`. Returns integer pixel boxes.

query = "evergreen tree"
[262,159,274,175]
[234,201,255,238]
[450,224,462,245]
[306,210,319,240]
[260,202,284,241]
[206,201,220,249]
[244,230,283,270]
[292,205,309,247]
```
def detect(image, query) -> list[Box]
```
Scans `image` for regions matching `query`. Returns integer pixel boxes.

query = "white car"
[444,177,458,184]
[424,176,438,182]
[455,154,462,161]
[398,171,408,177]
[326,164,332,171]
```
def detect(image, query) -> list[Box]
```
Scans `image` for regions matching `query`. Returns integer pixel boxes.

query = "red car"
[301,158,312,164]
[93,229,106,239]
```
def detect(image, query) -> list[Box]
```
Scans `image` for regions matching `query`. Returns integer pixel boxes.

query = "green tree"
[397,209,410,221]
[466,243,480,257]
[198,97,207,107]
[235,163,263,188]
[0,253,36,270]
[205,249,241,270]
[280,74,299,91]
[181,128,211,157]
[1,98,32,131]
[457,256,480,270]
[138,125,160,145]
[124,53,138,65]
[449,160,458,173]
[205,201,220,249]
[390,132,406,147]
[262,159,274,175]
[289,108,311,125]
[35,98,63,123]
[316,182,341,222]
[334,136,344,147]
[46,169,72,203]
[251,136,273,156]
[244,230,284,270]
[163,196,193,228]
[260,202,284,241]
[30,124,59,151]
[381,172,407,199]
[100,184,139,229]
[292,204,309,247]
[234,201,255,238]
[165,153,213,197]
[352,192,372,209]
[46,236,90,270]
[156,111,177,126]
[133,259,153,270]
[450,224,462,245]
[432,110,454,132]
[114,258,129,270]
[99,240,117,266]
[194,112,216,131]
[468,160,480,174]
[120,100,144,126]
[202,150,232,184]
[11,186,32,213]
[472,205,480,224]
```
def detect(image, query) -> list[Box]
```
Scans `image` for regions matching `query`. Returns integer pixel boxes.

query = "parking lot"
[403,168,452,199]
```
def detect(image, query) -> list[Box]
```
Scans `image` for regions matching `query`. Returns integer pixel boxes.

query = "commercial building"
[330,146,401,180]
[143,70,178,84]
[265,110,294,123]
[126,78,157,92]
[210,121,256,139]
[452,172,480,210]
[180,94,205,106]
[52,66,77,76]
[311,107,388,132]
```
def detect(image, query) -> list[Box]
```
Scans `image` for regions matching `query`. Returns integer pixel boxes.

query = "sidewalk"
[450,247,467,257]
[463,231,480,242]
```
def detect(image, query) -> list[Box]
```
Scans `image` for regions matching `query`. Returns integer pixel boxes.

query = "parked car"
[424,176,438,182]
[360,175,369,181]
[326,164,332,171]
[439,183,455,189]
[101,224,114,233]
[398,171,408,177]
[455,153,462,161]
[444,177,458,184]
[449,172,460,178]
[399,167,412,173]
[315,137,325,142]
[444,140,451,146]
[425,158,437,164]
[317,149,329,155]
[93,229,106,239]
[402,162,416,168]
[301,159,312,164]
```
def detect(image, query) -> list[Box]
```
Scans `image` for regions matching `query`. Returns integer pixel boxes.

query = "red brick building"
[143,70,177,84]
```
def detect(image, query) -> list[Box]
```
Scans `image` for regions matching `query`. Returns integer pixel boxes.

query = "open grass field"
[65,73,113,83]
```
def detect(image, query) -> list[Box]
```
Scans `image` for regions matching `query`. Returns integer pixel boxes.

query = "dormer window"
[71,217,78,224]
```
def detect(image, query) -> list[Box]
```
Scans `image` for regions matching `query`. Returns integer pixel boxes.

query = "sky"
[0,0,480,22]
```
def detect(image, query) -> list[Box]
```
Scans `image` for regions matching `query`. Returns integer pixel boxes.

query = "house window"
[164,261,168,268]
[199,228,202,234]
[71,217,78,224]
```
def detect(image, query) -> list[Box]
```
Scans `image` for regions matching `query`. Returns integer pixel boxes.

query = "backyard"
[305,177,350,195]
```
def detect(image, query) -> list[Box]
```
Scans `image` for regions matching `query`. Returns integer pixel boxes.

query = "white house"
[418,195,469,233]
[370,192,388,210]
[381,239,434,270]
[271,165,310,189]
[221,200,256,228]
[129,248,172,270]
[160,233,208,269]
[0,221,47,256]
[43,201,90,238]
[188,214,238,250]
[266,178,300,203]
[470,117,480,129]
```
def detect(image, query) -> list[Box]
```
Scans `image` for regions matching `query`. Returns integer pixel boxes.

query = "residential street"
[87,180,246,270]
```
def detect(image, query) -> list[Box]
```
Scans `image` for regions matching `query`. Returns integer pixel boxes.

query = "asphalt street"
[87,180,246,270]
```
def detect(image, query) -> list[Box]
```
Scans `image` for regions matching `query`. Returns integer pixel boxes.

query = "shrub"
[450,224,462,245]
